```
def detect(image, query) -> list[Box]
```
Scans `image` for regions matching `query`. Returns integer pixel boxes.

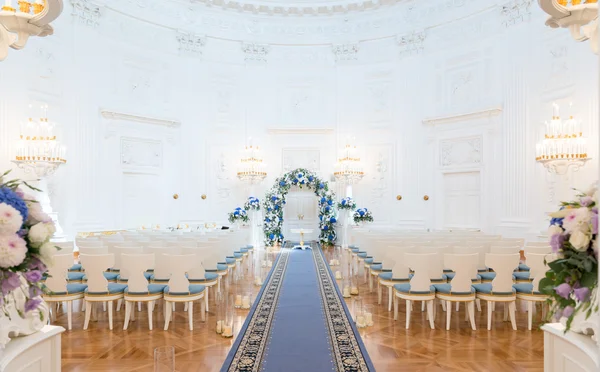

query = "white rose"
[0,203,23,234]
[569,230,591,251]
[28,222,53,246]
[548,224,563,236]
[39,241,58,266]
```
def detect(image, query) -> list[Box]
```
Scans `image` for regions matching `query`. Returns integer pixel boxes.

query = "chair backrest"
[444,253,478,292]
[452,246,487,271]
[165,254,196,292]
[79,254,114,293]
[490,246,521,254]
[485,253,520,293]
[53,241,75,253]
[525,241,551,247]
[76,240,104,249]
[388,248,412,279]
[111,247,144,270]
[528,253,557,291]
[524,246,552,255]
[120,254,154,291]
[181,248,206,280]
[144,246,182,256]
[78,246,108,255]
[404,253,436,292]
[499,238,525,248]
[44,254,72,293]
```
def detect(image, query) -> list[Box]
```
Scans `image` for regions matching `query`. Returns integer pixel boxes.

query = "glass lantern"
[241,292,253,310]
[352,296,363,322]
[216,292,225,334]
[222,294,235,338]
[350,274,359,295]
[363,304,374,327]
[342,278,351,298]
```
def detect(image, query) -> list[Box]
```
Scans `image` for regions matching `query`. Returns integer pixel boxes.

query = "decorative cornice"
[70,0,101,27]
[176,31,207,55]
[242,42,270,63]
[100,109,181,128]
[267,128,334,135]
[500,0,533,28]
[422,107,503,126]
[332,43,360,62]
[396,31,426,57]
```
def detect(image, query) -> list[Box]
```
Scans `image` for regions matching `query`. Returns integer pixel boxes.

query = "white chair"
[514,253,556,330]
[121,254,165,331]
[42,254,87,330]
[378,247,413,311]
[163,254,206,331]
[110,246,144,271]
[80,254,128,330]
[525,241,551,247]
[182,247,218,310]
[472,253,520,330]
[76,240,104,249]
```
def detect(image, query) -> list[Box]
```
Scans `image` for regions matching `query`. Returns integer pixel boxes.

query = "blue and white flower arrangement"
[263,168,337,246]
[353,208,373,224]
[337,197,356,211]
[228,207,249,224]
[244,196,261,211]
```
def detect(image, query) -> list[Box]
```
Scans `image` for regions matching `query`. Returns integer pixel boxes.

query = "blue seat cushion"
[472,283,515,295]
[349,245,358,249]
[513,283,542,295]
[47,283,88,295]
[223,258,236,264]
[206,264,228,272]
[431,274,448,283]
[357,252,368,258]
[189,272,219,282]
[240,248,249,253]
[69,264,82,271]
[445,272,482,282]
[119,272,154,282]
[232,252,244,258]
[394,283,436,295]
[246,245,254,249]
[364,258,374,264]
[86,283,128,295]
[479,272,496,281]
[67,272,86,281]
[83,272,120,281]
[126,284,167,295]
[370,264,384,271]
[432,283,475,295]
[518,263,530,271]
[165,284,206,295]
[513,272,531,281]
[379,272,409,282]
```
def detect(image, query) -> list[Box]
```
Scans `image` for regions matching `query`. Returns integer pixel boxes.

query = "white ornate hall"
[0,0,599,371]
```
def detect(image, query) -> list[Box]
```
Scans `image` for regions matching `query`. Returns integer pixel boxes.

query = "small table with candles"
[290,228,313,250]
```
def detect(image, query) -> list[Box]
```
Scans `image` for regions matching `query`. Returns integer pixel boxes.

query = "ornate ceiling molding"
[422,107,503,126]
[176,31,207,55]
[242,42,270,63]
[500,0,533,28]
[396,30,426,58]
[332,43,360,62]
[100,109,181,128]
[70,0,101,27]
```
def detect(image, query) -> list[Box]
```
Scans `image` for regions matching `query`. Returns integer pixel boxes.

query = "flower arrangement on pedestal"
[0,170,56,347]
[263,168,336,246]
[337,197,357,211]
[244,197,261,211]
[353,208,373,225]
[540,184,598,332]
[228,207,249,224]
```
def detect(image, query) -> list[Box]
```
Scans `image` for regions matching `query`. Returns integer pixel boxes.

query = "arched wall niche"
[0,0,596,239]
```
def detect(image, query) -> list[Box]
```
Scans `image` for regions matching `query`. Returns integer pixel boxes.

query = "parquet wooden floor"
[57,249,544,372]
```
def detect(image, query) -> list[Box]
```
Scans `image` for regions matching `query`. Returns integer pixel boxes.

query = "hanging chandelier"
[0,0,64,61]
[12,104,67,177]
[538,0,598,54]
[334,138,364,185]
[535,103,589,174]
[237,138,267,185]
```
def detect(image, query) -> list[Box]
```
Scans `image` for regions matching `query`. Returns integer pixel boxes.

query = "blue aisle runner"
[221,242,374,372]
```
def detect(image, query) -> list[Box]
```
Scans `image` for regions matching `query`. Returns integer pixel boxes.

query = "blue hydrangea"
[330,217,337,223]
[265,218,271,222]
[319,215,323,221]
[328,235,334,241]
[325,206,330,212]
[271,196,277,201]
[298,173,303,177]
[0,187,28,221]
[319,183,324,189]
[269,233,275,239]
[323,225,328,230]
[279,181,286,187]
[321,197,326,204]
[359,210,365,216]
[275,205,279,210]
[308,176,314,182]
[327,199,333,206]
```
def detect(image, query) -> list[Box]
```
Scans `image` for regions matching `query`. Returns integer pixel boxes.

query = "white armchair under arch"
[163,254,206,331]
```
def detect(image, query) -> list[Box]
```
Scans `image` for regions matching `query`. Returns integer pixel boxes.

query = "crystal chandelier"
[12,104,67,177]
[237,138,267,185]
[0,0,63,61]
[535,103,589,174]
[334,138,364,185]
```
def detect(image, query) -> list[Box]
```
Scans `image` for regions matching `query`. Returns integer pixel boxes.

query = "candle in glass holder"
[235,295,242,308]
[335,271,342,280]
[222,325,233,337]
[254,276,263,286]
[356,315,366,328]
[242,296,251,309]
[351,286,359,295]
[261,260,267,268]
[343,286,351,298]
[267,260,273,267]
[365,312,373,326]
[216,320,223,334]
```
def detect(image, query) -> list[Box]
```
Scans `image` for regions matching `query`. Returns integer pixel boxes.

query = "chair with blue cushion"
[515,252,556,330]
[43,253,88,330]
[519,246,552,272]
[109,246,143,272]
[378,247,414,311]
[435,253,479,331]
[472,253,520,330]
[393,253,438,329]
[80,253,128,330]
[121,253,166,331]
[163,254,207,331]
[182,247,219,311]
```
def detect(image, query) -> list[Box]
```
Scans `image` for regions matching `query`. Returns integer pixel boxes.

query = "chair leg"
[81,300,85,312]
[446,301,452,330]
[217,276,221,294]
[393,296,398,321]
[388,287,393,312]
[427,300,435,329]
[201,297,206,322]
[441,301,446,312]
[164,301,172,330]
[131,303,136,322]
[369,270,373,292]
[455,302,459,312]
[116,299,122,312]
[67,301,73,331]
[91,302,98,322]
[188,301,194,331]
[527,301,533,331]
[378,283,382,305]
[123,301,131,330]
[508,301,517,331]
[476,299,481,312]
[405,300,411,329]
[108,301,114,330]
[468,301,476,330]
[148,301,153,331]
[465,304,469,321]
[503,303,509,322]
[421,301,425,312]
[50,302,57,322]
[103,302,107,312]
[184,302,188,312]
[84,301,92,330]
[487,301,493,330]
[138,302,142,312]
[205,289,209,313]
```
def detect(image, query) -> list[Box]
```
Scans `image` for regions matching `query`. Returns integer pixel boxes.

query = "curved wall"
[0,0,597,237]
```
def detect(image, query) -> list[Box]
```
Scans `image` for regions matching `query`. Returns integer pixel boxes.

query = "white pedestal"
[542,323,599,372]
[0,325,65,372]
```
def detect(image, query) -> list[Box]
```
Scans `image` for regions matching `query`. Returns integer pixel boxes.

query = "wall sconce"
[201,194,207,200]
[423,195,429,201]
[396,195,402,200]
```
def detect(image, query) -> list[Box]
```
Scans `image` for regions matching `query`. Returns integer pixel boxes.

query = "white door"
[443,172,481,230]
[283,190,319,241]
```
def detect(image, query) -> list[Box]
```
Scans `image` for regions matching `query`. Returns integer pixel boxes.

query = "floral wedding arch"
[263,168,337,246]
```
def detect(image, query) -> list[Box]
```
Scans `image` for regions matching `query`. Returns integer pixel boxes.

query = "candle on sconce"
[552,103,560,118]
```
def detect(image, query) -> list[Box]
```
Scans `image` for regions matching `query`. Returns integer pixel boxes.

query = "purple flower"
[580,196,593,207]
[17,229,27,238]
[27,257,46,272]
[592,213,598,235]
[550,233,565,253]
[1,271,21,295]
[574,287,590,302]
[28,285,42,298]
[553,308,563,321]
[554,283,572,299]
[562,305,574,318]
[24,298,41,312]
[24,270,42,283]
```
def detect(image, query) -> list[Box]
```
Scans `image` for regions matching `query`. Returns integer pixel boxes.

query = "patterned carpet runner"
[221,242,374,372]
